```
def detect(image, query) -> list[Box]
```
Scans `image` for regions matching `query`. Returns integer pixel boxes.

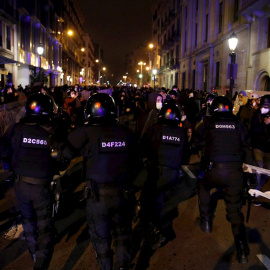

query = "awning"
[0,56,20,64]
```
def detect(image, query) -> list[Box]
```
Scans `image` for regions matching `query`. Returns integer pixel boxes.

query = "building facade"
[0,0,18,89]
[81,33,95,85]
[125,44,150,86]
[0,0,96,88]
[151,0,270,94]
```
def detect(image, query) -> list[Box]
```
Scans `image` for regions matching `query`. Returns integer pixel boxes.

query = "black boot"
[235,236,249,264]
[196,217,212,233]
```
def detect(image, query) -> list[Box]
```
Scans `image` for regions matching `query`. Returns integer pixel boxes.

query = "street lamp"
[67,30,73,36]
[139,74,143,86]
[228,32,238,96]
[37,43,44,82]
[138,61,146,86]
[102,67,106,85]
[152,69,157,89]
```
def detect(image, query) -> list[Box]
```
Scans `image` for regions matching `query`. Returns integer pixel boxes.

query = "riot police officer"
[61,93,137,270]
[196,96,250,264]
[139,100,187,249]
[0,92,63,270]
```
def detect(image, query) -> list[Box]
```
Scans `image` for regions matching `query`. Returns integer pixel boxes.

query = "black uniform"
[139,101,187,249]
[0,92,66,270]
[62,99,137,270]
[0,117,60,269]
[196,102,250,263]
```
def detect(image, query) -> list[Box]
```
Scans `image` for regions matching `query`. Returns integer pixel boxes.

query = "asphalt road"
[0,159,270,270]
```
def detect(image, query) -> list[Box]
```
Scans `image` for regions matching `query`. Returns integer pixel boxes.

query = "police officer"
[196,96,250,264]
[139,100,187,249]
[0,92,63,270]
[61,93,137,270]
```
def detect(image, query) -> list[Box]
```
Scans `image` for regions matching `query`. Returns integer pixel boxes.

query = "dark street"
[1,158,270,270]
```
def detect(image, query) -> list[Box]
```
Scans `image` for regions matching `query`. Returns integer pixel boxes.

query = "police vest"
[205,117,242,162]
[150,124,185,169]
[11,123,53,179]
[81,124,133,185]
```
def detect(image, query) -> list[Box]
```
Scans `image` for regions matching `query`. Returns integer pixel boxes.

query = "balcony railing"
[169,58,180,70]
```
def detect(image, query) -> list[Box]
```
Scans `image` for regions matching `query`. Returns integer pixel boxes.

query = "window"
[177,18,180,35]
[172,24,175,36]
[0,21,2,47]
[205,14,208,42]
[170,49,174,64]
[218,1,223,33]
[182,71,186,90]
[268,19,270,48]
[195,23,198,47]
[184,30,187,53]
[233,0,239,22]
[6,26,11,50]
[203,63,208,91]
[215,61,220,87]
[176,45,179,60]
[192,69,196,89]
[170,74,173,88]
[177,0,180,11]
[175,72,179,87]
[20,17,25,50]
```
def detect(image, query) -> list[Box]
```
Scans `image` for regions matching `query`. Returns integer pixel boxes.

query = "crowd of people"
[0,82,269,270]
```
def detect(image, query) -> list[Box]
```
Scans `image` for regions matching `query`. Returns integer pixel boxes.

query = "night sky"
[75,0,156,84]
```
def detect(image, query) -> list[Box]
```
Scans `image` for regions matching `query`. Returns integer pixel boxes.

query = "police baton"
[246,194,252,223]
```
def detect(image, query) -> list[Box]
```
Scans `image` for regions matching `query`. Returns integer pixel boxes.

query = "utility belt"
[18,175,50,185]
[82,178,131,202]
[204,161,242,171]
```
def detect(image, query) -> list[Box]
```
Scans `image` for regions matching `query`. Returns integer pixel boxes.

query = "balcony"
[161,39,175,52]
[159,65,167,73]
[172,31,180,42]
[169,10,175,19]
[169,58,180,70]
[239,0,270,19]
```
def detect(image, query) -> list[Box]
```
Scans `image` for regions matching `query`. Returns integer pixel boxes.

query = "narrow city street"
[0,159,270,270]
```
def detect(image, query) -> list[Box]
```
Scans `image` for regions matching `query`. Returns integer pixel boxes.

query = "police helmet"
[260,95,270,108]
[25,92,55,118]
[85,93,118,122]
[210,96,232,114]
[158,100,181,126]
